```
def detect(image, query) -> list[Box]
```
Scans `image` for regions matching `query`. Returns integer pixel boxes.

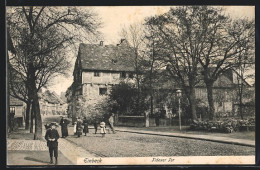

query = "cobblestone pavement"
[65,126,255,157]
[7,140,48,151]
[7,123,96,165]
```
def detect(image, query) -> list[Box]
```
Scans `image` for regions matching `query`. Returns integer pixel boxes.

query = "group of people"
[73,113,116,138]
[73,116,89,137]
[44,113,116,165]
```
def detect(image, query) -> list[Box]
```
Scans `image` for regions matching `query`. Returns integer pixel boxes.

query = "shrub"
[189,117,255,133]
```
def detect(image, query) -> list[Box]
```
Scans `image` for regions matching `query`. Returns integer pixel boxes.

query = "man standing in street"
[108,113,116,134]
[45,122,60,165]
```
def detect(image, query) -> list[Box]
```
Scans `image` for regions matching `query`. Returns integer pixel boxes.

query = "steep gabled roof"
[151,68,241,90]
[52,91,66,104]
[78,43,135,72]
[10,96,23,106]
[41,90,64,104]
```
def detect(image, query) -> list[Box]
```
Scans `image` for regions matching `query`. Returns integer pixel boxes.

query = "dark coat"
[93,122,99,129]
[83,119,89,133]
[60,118,69,137]
[76,120,83,135]
[45,128,60,148]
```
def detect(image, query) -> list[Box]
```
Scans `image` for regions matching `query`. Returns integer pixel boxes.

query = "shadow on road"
[24,157,49,164]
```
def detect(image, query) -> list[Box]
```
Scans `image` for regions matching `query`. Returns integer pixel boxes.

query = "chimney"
[100,41,104,46]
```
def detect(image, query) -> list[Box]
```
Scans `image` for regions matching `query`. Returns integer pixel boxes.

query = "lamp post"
[176,89,182,131]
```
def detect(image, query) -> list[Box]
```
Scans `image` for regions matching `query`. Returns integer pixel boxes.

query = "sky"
[47,6,255,95]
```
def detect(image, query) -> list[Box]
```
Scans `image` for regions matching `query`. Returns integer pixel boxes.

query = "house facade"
[39,90,67,116]
[68,40,254,126]
[9,96,25,127]
[152,69,254,122]
[67,40,136,122]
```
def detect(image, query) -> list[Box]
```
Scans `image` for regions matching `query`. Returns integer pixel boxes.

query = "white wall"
[82,71,121,84]
[82,71,135,85]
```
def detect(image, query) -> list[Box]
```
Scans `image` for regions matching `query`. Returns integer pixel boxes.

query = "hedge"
[189,117,255,133]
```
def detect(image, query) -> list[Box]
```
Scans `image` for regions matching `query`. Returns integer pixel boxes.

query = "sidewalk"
[7,127,95,166]
[114,126,255,147]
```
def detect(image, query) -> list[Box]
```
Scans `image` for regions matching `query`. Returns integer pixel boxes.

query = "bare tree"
[9,65,32,131]
[7,27,16,134]
[120,23,145,116]
[145,6,254,121]
[232,20,255,119]
[7,6,101,139]
[140,24,165,127]
[193,9,255,120]
[146,6,207,120]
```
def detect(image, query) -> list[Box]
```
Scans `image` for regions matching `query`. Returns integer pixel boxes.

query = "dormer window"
[94,71,100,77]
[120,71,126,78]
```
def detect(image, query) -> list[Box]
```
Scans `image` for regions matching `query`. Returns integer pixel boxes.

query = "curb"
[116,129,255,148]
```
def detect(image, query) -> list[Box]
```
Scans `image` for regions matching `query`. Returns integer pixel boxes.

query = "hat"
[49,122,58,127]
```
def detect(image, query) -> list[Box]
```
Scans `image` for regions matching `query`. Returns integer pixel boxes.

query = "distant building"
[9,96,24,127]
[67,40,135,121]
[60,92,67,103]
[151,69,254,121]
[39,90,67,116]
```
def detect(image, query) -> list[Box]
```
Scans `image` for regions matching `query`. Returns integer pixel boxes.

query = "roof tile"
[79,43,135,72]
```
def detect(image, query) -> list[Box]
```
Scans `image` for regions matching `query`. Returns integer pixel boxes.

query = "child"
[100,121,106,137]
[45,122,60,165]
[73,121,77,135]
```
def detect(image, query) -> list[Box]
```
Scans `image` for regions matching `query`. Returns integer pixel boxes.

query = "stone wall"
[115,116,186,127]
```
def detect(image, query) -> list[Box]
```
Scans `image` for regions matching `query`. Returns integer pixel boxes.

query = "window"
[120,72,126,78]
[99,88,107,95]
[10,107,15,115]
[129,73,134,78]
[94,71,100,77]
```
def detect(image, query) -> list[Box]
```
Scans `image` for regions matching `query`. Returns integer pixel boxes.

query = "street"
[43,115,254,157]
[65,127,254,157]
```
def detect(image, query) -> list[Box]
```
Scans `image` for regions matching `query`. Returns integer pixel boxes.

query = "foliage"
[74,96,112,123]
[7,6,101,139]
[189,117,255,133]
[144,6,254,121]
[146,6,210,120]
[108,82,149,116]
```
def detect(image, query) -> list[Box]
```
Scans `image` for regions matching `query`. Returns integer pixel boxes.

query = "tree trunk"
[136,73,140,115]
[135,49,141,115]
[30,102,34,133]
[145,110,150,127]
[189,87,198,120]
[145,95,153,127]
[28,63,42,139]
[205,81,215,120]
[32,83,42,140]
[34,99,42,140]
[239,84,244,120]
[25,102,31,130]
[150,95,153,117]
